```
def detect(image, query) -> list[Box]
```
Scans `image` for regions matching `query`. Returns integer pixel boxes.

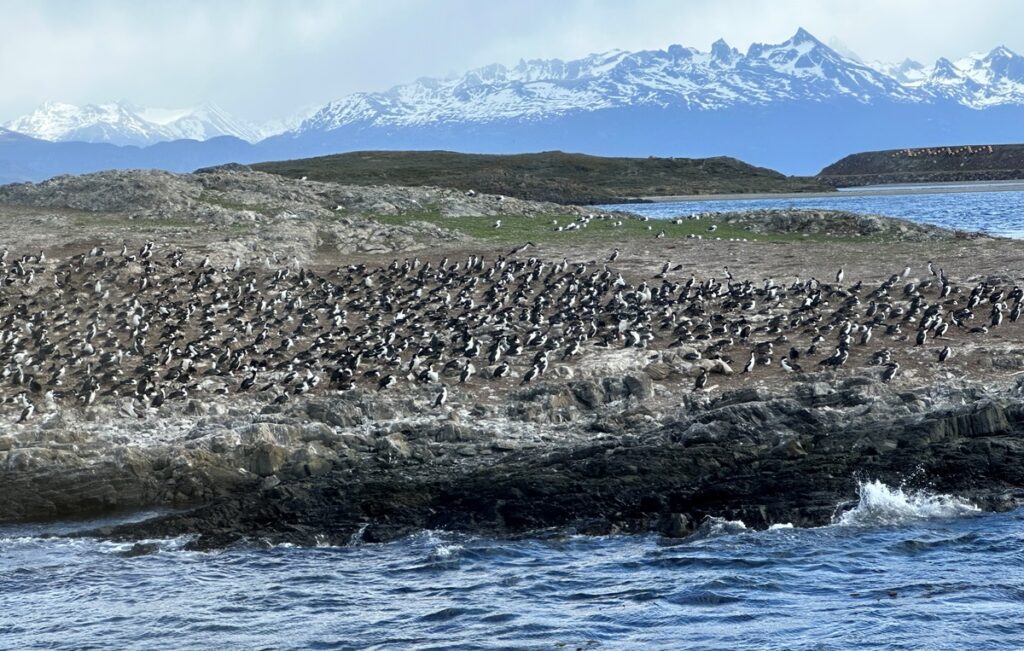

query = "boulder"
[623,374,654,400]
[659,512,695,538]
[247,443,287,476]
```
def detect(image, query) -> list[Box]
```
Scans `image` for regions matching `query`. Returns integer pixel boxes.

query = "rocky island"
[0,168,1022,551]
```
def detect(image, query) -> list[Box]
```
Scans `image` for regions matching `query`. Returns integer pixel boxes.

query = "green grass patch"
[253,150,830,205]
[370,209,859,244]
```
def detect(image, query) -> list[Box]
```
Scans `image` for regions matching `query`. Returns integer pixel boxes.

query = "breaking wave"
[833,479,980,527]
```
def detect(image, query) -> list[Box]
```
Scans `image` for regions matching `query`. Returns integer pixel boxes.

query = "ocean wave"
[426,541,464,562]
[692,516,749,539]
[833,479,980,527]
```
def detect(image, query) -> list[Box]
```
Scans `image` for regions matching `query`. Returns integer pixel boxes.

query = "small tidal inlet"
[1,482,1021,649]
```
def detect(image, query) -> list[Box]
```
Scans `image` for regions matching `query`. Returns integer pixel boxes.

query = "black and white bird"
[493,361,511,379]
[742,353,755,374]
[433,385,448,408]
[693,368,709,391]
[881,361,900,383]
[17,401,34,423]
[938,346,952,362]
[521,365,540,385]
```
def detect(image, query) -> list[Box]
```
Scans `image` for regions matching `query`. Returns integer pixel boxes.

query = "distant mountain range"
[2,28,1024,183]
[2,101,303,146]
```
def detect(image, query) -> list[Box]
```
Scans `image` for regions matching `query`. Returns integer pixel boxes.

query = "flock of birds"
[1,242,1019,425]
[491,211,730,240]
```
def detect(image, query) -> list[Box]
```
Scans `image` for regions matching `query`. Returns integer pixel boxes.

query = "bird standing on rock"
[882,362,900,383]
[693,368,709,391]
[17,401,34,423]
[493,361,511,379]
[521,365,540,385]
[433,385,448,408]
[742,354,755,374]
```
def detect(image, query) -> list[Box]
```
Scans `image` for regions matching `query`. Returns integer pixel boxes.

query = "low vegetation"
[254,150,828,204]
[370,208,852,244]
[819,143,1024,187]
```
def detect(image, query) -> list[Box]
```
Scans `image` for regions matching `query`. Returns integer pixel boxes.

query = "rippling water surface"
[2,483,1022,649]
[601,185,1024,238]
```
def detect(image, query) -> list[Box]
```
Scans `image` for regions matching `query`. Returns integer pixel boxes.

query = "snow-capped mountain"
[251,105,323,141]
[3,27,1024,182]
[295,28,917,132]
[292,28,1024,135]
[2,101,269,146]
[868,46,1024,108]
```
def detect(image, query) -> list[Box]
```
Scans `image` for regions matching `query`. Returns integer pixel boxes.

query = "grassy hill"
[819,144,1024,186]
[252,150,828,204]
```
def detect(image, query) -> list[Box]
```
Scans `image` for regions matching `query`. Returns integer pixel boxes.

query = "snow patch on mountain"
[6,28,1024,152]
[294,28,935,135]
[870,45,1024,107]
[2,101,272,145]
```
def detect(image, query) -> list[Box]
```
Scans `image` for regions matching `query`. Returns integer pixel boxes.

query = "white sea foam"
[833,479,980,527]
[420,531,464,561]
[348,523,370,546]
[693,516,749,538]
[428,542,464,561]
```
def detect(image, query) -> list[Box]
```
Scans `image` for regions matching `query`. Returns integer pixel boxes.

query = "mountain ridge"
[3,28,1024,181]
[2,101,288,146]
[290,27,1024,136]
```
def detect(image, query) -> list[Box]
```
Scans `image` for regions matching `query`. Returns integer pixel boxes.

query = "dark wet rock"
[658,512,696,538]
[924,400,1010,439]
[118,542,160,558]
[78,379,1024,551]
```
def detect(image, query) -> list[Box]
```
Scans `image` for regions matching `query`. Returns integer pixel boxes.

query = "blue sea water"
[600,184,1024,238]
[1,481,1022,650]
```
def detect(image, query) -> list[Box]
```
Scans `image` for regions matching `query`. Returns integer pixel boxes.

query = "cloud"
[1,0,1022,123]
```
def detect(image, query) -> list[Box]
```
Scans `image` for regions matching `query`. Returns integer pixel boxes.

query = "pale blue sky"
[1,0,1021,122]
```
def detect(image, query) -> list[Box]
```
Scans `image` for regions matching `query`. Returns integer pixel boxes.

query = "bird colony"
[1,243,1019,424]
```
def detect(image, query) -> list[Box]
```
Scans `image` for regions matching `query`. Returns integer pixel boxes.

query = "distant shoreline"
[631,179,1024,203]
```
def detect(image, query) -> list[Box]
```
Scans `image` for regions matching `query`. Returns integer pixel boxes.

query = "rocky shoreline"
[83,374,1024,550]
